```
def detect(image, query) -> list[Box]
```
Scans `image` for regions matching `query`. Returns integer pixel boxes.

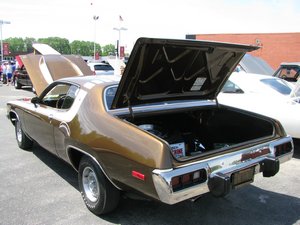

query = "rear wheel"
[78,156,120,215]
[15,119,33,150]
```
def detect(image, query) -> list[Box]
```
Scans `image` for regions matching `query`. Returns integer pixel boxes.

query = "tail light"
[171,169,207,192]
[275,142,293,157]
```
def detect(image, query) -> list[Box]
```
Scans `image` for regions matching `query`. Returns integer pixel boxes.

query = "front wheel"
[15,119,33,150]
[78,156,120,215]
[14,78,22,89]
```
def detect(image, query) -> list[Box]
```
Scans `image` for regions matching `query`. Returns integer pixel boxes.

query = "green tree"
[4,37,37,54]
[4,36,114,57]
[70,40,101,56]
[102,44,115,56]
[24,37,36,53]
[4,37,26,53]
[37,37,71,54]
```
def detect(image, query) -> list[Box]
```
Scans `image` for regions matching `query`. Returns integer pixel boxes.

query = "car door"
[52,85,80,160]
[22,83,72,155]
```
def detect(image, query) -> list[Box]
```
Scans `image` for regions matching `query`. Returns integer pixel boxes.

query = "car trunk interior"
[124,107,275,160]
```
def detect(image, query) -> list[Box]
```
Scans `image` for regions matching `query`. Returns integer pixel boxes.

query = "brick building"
[186,33,300,70]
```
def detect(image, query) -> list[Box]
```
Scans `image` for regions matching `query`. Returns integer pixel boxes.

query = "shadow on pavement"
[29,142,300,225]
[32,143,79,191]
[104,185,300,225]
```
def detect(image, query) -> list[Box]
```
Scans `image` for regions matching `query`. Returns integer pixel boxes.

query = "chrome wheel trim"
[16,120,22,143]
[82,166,100,202]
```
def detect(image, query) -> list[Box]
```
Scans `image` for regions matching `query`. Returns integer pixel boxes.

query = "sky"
[0,0,300,52]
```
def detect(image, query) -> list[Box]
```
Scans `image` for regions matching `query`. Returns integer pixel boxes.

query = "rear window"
[94,64,114,71]
[260,78,292,95]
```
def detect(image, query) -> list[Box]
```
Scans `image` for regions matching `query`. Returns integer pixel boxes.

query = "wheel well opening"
[68,148,85,171]
[9,112,17,126]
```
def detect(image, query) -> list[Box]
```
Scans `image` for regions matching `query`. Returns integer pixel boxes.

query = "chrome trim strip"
[152,136,293,205]
[103,85,217,115]
[66,145,122,190]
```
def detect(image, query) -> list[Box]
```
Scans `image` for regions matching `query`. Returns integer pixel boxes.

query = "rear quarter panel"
[68,86,173,199]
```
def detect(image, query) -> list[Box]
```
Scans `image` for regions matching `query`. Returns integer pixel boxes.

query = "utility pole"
[0,20,11,62]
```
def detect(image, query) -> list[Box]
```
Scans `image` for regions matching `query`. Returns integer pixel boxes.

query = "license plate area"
[232,167,255,189]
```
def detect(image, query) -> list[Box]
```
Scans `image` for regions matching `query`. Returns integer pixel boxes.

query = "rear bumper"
[152,136,293,204]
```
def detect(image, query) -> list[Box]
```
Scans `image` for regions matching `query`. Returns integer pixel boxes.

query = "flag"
[119,15,123,21]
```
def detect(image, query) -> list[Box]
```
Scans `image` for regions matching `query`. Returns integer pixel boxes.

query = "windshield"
[260,78,292,95]
[273,66,300,82]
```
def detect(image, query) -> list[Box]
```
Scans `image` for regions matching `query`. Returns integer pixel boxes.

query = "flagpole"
[113,15,127,59]
[0,20,10,62]
[93,15,99,61]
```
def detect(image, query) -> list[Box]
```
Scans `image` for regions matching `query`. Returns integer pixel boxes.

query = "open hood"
[21,54,93,96]
[111,38,258,109]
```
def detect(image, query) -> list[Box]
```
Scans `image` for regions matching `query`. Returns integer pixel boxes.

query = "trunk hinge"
[128,99,135,119]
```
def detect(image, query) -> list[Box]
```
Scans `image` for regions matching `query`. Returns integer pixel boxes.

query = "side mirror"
[31,96,40,107]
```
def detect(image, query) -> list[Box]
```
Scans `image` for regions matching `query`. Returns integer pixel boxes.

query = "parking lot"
[0,84,299,225]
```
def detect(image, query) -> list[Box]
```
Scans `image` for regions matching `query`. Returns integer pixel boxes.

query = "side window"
[61,85,79,109]
[40,84,79,109]
[105,86,117,110]
[221,80,244,93]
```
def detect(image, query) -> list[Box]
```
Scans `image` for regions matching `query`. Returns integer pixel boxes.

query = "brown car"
[7,38,293,215]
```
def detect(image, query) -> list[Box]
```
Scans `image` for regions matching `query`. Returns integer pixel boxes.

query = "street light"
[113,27,127,59]
[0,20,11,62]
[93,15,99,61]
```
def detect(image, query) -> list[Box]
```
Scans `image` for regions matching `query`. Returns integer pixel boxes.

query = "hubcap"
[16,121,22,143]
[82,166,100,202]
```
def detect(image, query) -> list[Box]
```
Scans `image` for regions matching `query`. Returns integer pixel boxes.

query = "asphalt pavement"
[0,83,299,225]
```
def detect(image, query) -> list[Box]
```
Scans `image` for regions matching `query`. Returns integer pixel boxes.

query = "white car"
[88,62,114,75]
[218,72,300,139]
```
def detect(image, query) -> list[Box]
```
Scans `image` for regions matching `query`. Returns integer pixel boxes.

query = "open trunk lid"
[111,38,258,109]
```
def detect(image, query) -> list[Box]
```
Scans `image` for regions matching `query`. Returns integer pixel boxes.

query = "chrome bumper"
[152,136,293,205]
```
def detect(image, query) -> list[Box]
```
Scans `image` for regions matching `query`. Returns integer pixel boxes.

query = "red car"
[13,65,33,89]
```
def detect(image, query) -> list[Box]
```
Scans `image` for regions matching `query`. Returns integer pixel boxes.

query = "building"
[186,33,300,70]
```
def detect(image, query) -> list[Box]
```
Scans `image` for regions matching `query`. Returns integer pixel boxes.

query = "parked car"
[218,72,300,139]
[88,62,114,75]
[273,62,300,82]
[236,54,274,75]
[13,65,33,89]
[7,38,293,215]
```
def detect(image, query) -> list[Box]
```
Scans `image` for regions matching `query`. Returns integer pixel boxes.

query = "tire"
[78,156,120,215]
[15,119,33,150]
[14,78,21,89]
